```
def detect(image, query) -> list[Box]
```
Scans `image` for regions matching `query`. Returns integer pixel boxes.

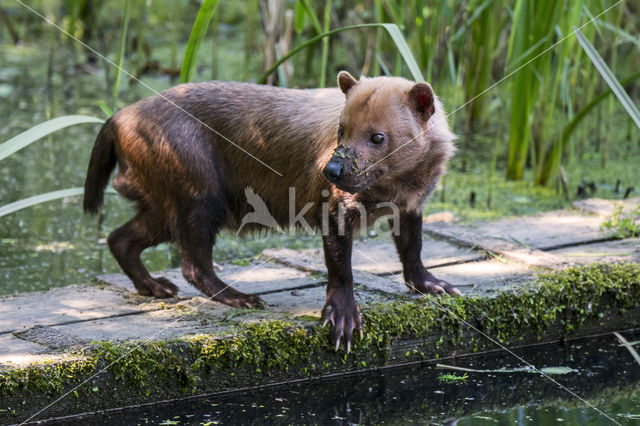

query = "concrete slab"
[13,325,89,350]
[262,247,325,273]
[52,308,228,342]
[551,238,640,265]
[261,247,411,294]
[217,263,317,294]
[262,244,523,296]
[352,270,407,294]
[426,210,607,251]
[351,238,482,274]
[261,286,391,318]
[0,285,142,334]
[423,221,564,268]
[264,237,483,277]
[98,262,317,297]
[572,197,640,217]
[0,335,49,366]
[429,259,533,295]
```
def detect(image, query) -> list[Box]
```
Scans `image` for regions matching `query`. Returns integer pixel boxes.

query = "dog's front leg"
[392,210,461,296]
[321,213,362,352]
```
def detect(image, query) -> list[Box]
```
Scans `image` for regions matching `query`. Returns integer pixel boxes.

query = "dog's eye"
[370,133,385,144]
[337,125,344,140]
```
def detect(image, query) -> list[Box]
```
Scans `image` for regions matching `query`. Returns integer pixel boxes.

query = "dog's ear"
[338,71,358,95]
[408,82,435,121]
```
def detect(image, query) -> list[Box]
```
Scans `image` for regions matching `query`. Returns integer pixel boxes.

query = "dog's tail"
[83,118,117,215]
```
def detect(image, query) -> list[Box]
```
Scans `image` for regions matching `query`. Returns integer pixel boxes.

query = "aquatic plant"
[258,22,424,84]
[0,116,104,217]
[601,203,640,239]
[179,0,220,83]
[437,372,468,384]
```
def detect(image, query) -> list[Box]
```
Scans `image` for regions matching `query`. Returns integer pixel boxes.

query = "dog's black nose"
[323,160,343,183]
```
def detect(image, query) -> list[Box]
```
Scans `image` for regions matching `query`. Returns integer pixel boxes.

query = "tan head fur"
[324,71,455,211]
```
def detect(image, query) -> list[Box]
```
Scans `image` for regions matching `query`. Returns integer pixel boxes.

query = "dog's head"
[323,71,453,194]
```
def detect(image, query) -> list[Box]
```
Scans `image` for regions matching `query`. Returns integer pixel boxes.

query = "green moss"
[2,263,639,401]
[0,356,97,397]
[190,320,326,372]
[94,340,198,393]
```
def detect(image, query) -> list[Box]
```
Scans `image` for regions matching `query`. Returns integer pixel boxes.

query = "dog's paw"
[155,277,179,296]
[322,288,363,353]
[408,271,461,296]
[136,277,179,298]
[417,280,461,296]
[215,289,266,309]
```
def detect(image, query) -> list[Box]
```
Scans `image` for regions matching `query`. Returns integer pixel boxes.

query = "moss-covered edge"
[2,262,639,411]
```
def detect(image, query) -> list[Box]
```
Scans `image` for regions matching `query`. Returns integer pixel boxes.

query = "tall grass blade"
[451,0,492,42]
[505,0,562,181]
[179,0,220,83]
[0,115,104,162]
[259,23,424,84]
[0,188,83,217]
[319,0,332,88]
[436,363,576,375]
[614,332,640,366]
[597,19,640,49]
[575,28,640,130]
[294,0,306,34]
[243,0,259,82]
[412,0,428,73]
[300,0,322,34]
[112,0,131,111]
[0,187,117,217]
[382,24,423,82]
[96,100,114,118]
[537,71,640,184]
[382,0,402,26]
[67,0,81,36]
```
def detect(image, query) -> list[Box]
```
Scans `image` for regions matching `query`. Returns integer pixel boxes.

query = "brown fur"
[83,72,457,349]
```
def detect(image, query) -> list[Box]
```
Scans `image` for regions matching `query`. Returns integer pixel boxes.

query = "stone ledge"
[2,263,639,424]
[423,221,565,269]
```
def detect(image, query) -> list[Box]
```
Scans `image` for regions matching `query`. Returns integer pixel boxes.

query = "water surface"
[37,333,640,425]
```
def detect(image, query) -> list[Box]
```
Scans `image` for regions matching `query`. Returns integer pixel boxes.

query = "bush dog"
[84,71,458,350]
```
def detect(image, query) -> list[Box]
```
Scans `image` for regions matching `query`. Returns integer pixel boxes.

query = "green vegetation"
[111,0,130,110]
[437,372,468,384]
[258,22,425,84]
[505,0,562,181]
[2,263,639,402]
[0,116,104,218]
[0,115,103,162]
[601,202,640,238]
[614,332,640,366]
[436,363,577,375]
[179,0,220,84]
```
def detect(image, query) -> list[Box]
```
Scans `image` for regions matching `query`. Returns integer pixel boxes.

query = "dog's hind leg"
[107,210,178,298]
[178,202,265,309]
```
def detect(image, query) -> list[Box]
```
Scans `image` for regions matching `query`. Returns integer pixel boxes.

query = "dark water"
[33,333,640,425]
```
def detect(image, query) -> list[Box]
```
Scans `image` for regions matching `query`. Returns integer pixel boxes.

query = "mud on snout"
[323,144,385,193]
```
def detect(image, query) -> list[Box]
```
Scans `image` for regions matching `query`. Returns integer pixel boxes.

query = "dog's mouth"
[333,181,363,194]
[332,171,383,194]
